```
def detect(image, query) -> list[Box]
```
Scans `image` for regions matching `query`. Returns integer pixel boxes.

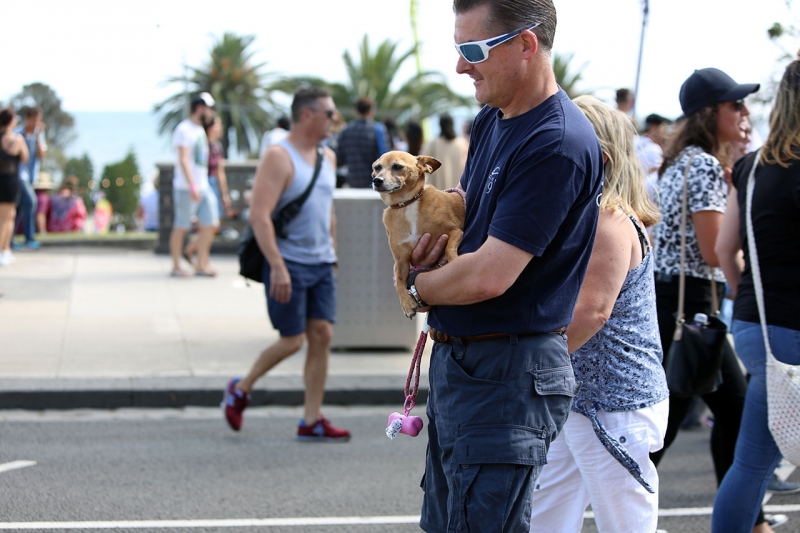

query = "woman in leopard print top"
[650,69,777,533]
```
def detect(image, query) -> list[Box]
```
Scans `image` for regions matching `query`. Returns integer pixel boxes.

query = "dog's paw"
[400,295,417,319]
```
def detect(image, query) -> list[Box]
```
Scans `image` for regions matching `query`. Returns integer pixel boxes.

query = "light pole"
[410,0,422,76]
[633,0,649,118]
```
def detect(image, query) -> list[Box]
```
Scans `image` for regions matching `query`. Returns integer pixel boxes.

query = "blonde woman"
[712,53,800,533]
[529,96,668,533]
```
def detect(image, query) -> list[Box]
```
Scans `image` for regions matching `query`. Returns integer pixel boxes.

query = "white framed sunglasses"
[454,22,539,64]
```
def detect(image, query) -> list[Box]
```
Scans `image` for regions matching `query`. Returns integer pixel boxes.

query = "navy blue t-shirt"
[428,89,603,336]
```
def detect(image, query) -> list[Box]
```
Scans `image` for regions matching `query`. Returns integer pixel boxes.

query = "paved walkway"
[0,248,428,409]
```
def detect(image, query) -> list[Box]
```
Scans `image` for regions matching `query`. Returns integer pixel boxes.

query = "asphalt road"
[0,406,798,533]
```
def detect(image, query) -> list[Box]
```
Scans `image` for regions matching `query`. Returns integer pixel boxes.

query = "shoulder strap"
[744,150,775,361]
[675,150,712,336]
[624,210,649,260]
[271,145,324,237]
[278,145,323,214]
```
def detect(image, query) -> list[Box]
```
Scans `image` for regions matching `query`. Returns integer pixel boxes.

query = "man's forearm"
[414,253,507,306]
[180,161,195,187]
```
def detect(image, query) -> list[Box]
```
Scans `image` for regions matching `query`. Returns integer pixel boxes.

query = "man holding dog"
[222,87,350,442]
[409,1,604,531]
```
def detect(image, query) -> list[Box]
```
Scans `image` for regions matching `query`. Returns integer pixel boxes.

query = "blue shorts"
[420,333,578,533]
[263,259,336,337]
[172,187,219,230]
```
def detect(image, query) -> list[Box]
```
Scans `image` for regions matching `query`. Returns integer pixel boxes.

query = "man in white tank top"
[222,87,350,442]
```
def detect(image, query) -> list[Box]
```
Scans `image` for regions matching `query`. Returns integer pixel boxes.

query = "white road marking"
[0,461,36,474]
[0,516,419,530]
[3,507,800,530]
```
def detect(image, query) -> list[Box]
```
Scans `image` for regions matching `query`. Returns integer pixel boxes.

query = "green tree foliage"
[753,0,800,109]
[154,32,278,158]
[9,82,76,174]
[767,0,799,59]
[100,150,141,227]
[273,35,475,123]
[552,52,588,99]
[63,153,95,211]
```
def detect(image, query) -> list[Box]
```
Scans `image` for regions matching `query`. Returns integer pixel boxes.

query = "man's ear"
[520,28,539,60]
[416,155,442,174]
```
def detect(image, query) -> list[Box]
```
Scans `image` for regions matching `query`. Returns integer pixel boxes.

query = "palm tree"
[552,52,588,99]
[154,32,278,157]
[272,35,475,123]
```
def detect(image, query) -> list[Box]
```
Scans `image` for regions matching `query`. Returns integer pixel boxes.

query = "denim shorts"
[420,332,578,533]
[262,259,336,337]
[172,187,219,229]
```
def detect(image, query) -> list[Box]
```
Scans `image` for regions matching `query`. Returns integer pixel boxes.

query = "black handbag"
[664,151,726,397]
[238,145,324,283]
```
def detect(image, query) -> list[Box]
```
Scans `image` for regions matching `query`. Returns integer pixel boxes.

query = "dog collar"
[390,189,424,209]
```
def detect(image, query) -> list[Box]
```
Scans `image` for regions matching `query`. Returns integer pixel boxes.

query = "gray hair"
[453,0,556,52]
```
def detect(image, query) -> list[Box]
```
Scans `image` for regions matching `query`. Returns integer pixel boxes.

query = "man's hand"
[189,188,201,203]
[269,263,292,304]
[222,193,231,211]
[411,233,449,268]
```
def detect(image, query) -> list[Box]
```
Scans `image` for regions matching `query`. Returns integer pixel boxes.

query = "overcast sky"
[2,0,795,122]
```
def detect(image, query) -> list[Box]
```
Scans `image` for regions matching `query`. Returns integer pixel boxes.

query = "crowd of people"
[4,0,798,529]
[0,105,89,267]
[208,1,800,532]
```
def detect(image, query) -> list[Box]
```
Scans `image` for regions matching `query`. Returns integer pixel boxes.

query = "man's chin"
[472,80,490,104]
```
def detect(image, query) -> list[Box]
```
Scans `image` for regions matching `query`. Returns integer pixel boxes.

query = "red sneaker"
[297,417,351,442]
[221,377,250,431]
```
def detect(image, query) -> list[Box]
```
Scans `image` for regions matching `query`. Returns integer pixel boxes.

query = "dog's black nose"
[372,177,384,187]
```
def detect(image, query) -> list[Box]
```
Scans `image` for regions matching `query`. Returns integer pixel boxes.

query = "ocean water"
[67,111,176,184]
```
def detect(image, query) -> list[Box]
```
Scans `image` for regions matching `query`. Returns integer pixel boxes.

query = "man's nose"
[455,54,472,75]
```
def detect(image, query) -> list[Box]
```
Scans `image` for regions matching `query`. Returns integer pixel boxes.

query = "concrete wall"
[155,162,256,254]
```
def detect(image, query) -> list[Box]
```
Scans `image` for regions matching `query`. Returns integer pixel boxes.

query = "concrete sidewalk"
[0,248,429,409]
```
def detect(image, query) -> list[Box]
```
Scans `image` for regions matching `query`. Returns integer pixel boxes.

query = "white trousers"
[529,399,669,533]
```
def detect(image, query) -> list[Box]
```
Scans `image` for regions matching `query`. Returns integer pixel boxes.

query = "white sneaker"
[766,514,789,529]
[0,250,13,266]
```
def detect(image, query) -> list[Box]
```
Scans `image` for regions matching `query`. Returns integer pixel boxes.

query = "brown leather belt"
[428,327,566,344]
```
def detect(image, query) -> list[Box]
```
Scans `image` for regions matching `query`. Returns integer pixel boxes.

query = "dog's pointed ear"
[416,156,442,174]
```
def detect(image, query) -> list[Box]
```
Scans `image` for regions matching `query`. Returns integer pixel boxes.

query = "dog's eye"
[392,163,404,171]
[373,165,382,173]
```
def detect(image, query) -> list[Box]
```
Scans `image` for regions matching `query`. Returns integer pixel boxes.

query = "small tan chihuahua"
[372,151,465,318]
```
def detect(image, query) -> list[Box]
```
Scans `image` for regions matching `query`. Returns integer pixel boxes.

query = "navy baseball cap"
[679,68,759,116]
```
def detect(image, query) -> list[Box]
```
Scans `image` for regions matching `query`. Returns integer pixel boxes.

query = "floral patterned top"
[653,146,727,282]
[571,214,669,413]
[570,212,669,491]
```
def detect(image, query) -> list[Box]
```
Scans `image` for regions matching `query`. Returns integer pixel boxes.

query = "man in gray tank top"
[222,87,350,442]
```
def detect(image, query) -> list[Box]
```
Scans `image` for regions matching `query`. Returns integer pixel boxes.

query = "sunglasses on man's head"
[454,22,539,64]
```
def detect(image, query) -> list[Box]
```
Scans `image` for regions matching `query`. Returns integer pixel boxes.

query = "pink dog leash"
[386,317,428,439]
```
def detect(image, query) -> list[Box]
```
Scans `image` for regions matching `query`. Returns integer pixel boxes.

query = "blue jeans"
[712,320,800,533]
[15,179,37,242]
